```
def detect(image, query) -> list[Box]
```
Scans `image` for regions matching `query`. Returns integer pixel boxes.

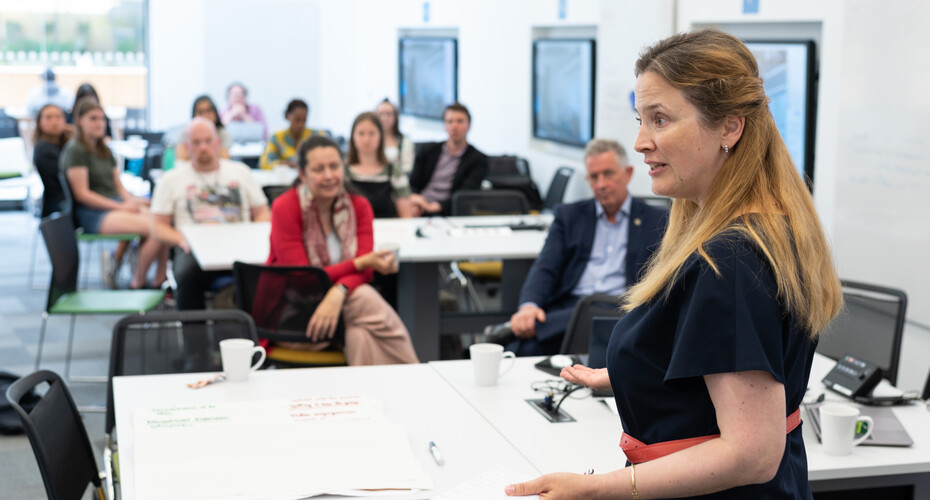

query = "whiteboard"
[830,7,930,326]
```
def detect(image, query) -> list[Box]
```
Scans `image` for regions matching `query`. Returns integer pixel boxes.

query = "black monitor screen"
[399,37,458,120]
[745,40,817,185]
[532,39,596,147]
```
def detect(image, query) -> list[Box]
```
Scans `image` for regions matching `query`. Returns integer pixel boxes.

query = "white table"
[433,355,930,496]
[180,215,552,360]
[114,363,538,500]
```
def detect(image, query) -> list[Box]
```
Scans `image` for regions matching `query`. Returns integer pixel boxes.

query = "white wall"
[149,0,672,200]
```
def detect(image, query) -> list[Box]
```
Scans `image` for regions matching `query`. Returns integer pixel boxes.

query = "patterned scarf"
[297,183,357,267]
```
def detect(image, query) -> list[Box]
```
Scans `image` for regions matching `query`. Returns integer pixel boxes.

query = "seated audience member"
[376,98,415,174]
[67,84,113,139]
[25,69,74,117]
[266,136,419,365]
[408,102,488,216]
[33,104,73,217]
[175,95,231,161]
[221,82,267,140]
[345,111,414,218]
[60,99,168,290]
[490,139,667,356]
[151,118,269,310]
[260,99,326,170]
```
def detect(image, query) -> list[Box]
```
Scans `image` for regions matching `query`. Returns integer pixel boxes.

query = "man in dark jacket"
[496,138,668,356]
[408,102,489,216]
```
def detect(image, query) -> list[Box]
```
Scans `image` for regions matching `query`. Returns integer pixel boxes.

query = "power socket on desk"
[526,398,576,423]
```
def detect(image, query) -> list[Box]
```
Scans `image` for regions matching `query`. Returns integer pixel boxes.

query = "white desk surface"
[432,355,930,483]
[430,357,627,475]
[180,215,552,271]
[249,167,298,187]
[114,363,538,500]
[229,141,265,158]
[804,354,930,481]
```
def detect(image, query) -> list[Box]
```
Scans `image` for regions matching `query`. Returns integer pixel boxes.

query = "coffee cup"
[469,343,515,386]
[378,242,401,260]
[219,339,266,382]
[820,403,874,455]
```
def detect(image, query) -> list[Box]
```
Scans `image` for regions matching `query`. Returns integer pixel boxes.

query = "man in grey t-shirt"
[408,103,489,216]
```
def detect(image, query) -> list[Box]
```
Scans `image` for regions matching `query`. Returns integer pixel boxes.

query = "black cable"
[553,384,586,415]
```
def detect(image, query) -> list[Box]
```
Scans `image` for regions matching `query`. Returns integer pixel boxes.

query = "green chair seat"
[76,231,139,242]
[50,290,166,315]
[0,171,23,180]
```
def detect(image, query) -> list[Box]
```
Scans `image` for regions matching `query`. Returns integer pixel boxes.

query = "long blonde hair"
[624,29,841,337]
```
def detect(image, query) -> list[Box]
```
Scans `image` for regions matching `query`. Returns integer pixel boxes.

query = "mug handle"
[250,346,267,371]
[499,351,516,378]
[852,415,874,447]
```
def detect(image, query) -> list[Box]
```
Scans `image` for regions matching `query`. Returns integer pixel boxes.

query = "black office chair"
[0,112,18,139]
[541,166,575,213]
[559,293,622,355]
[816,280,908,385]
[5,370,105,500]
[105,309,259,436]
[233,262,347,367]
[262,185,291,206]
[452,189,530,216]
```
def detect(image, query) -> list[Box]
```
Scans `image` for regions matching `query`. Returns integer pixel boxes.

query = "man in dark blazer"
[499,138,668,356]
[408,102,489,216]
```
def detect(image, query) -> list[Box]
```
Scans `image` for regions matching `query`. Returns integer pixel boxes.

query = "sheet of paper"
[132,396,432,500]
[434,467,539,500]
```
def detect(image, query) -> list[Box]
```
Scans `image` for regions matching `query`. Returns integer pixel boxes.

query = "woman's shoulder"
[689,223,771,277]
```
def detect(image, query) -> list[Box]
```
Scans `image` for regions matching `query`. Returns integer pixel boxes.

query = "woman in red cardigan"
[267,135,419,365]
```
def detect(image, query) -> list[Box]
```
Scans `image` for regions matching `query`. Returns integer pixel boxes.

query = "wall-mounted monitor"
[745,40,818,185]
[532,39,596,148]
[398,37,458,120]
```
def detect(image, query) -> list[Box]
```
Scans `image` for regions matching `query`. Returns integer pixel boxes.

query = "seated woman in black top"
[33,104,72,217]
[507,29,843,499]
[345,112,414,218]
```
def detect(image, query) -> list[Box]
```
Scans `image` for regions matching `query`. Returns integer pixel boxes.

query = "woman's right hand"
[306,286,346,341]
[560,365,611,391]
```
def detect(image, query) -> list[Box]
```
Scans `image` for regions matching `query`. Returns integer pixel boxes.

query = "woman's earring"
[723,144,729,154]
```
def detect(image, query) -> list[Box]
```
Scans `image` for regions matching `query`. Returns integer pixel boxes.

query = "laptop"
[804,402,914,447]
[225,121,264,143]
[587,316,620,398]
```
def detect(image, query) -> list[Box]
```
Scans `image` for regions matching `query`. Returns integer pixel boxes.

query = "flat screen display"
[745,40,817,185]
[532,39,596,148]
[398,37,458,120]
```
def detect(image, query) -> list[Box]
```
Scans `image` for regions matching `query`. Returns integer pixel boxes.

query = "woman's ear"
[722,115,745,148]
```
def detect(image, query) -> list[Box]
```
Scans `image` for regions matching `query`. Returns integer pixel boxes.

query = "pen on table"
[429,441,445,466]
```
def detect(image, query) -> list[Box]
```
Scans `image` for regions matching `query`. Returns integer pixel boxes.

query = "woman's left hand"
[306,286,346,341]
[505,473,591,499]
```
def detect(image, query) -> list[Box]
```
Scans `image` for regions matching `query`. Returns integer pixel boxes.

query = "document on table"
[132,395,433,500]
[434,467,540,500]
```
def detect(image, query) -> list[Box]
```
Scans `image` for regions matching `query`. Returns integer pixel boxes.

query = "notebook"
[804,402,914,447]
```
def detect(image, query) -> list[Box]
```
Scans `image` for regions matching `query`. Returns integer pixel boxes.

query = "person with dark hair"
[506,29,842,499]
[220,82,267,139]
[259,98,327,170]
[32,104,73,217]
[67,83,113,138]
[408,102,488,216]
[152,117,269,310]
[25,69,74,116]
[266,135,419,365]
[175,95,231,161]
[345,111,414,218]
[60,98,169,290]
[375,98,414,174]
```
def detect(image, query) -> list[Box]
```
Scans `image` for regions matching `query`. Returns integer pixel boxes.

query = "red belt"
[620,408,802,464]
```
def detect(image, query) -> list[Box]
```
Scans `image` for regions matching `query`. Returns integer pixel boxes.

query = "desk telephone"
[822,355,882,398]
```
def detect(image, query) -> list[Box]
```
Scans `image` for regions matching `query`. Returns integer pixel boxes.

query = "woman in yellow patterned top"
[260,99,326,169]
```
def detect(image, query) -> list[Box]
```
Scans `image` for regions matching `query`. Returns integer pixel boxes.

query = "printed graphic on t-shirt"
[185,182,244,223]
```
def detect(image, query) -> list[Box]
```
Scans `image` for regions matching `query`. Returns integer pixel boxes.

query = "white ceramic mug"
[219,339,266,382]
[820,403,874,455]
[469,343,516,386]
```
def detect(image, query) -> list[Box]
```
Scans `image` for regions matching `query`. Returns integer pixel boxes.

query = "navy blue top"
[608,225,817,499]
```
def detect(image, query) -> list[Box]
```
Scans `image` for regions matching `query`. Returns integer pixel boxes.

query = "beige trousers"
[277,284,419,365]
